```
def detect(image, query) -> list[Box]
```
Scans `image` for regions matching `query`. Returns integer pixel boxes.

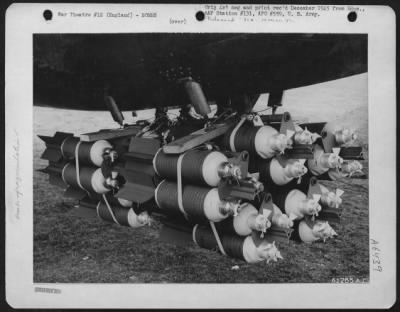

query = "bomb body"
[273,187,321,220]
[193,224,283,263]
[291,219,337,243]
[225,122,292,159]
[215,203,271,236]
[62,163,111,194]
[253,157,308,188]
[153,149,241,187]
[322,123,357,145]
[155,180,240,223]
[307,144,343,176]
[61,137,114,167]
[97,197,151,227]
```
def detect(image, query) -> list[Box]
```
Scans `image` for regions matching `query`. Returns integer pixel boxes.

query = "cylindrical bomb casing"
[270,204,294,229]
[155,180,234,223]
[62,163,110,194]
[273,188,321,220]
[61,137,112,167]
[340,160,364,177]
[293,124,320,144]
[242,236,282,264]
[224,123,291,159]
[316,164,359,181]
[226,123,258,155]
[307,144,343,176]
[290,219,338,243]
[193,224,245,260]
[254,158,307,187]
[153,149,234,187]
[298,221,320,243]
[322,123,357,145]
[215,203,270,236]
[97,199,149,228]
[155,180,209,222]
[318,184,343,209]
[193,225,283,263]
[246,192,293,229]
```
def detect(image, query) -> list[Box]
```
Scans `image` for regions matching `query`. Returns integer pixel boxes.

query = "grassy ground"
[33,74,369,283]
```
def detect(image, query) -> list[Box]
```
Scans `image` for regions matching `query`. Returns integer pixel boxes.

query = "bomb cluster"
[39,108,365,264]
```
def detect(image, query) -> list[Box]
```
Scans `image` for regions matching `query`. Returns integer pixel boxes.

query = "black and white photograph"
[5,3,396,309]
[33,32,369,283]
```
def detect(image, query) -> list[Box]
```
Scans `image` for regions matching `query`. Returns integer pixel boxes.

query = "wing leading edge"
[33,33,367,111]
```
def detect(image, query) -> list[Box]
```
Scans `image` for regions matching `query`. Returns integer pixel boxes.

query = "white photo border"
[5,3,396,308]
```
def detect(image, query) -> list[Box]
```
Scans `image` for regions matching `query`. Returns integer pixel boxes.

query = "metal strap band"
[152,147,163,176]
[229,116,246,152]
[177,153,189,220]
[74,141,92,196]
[192,224,199,246]
[61,162,70,184]
[209,221,227,256]
[102,194,120,225]
[95,201,101,219]
[60,137,69,159]
[74,141,84,190]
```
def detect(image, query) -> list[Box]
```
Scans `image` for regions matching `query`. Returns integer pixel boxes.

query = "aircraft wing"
[34,33,367,111]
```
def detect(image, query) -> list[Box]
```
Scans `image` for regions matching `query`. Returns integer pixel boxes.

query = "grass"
[33,172,369,283]
[33,74,369,283]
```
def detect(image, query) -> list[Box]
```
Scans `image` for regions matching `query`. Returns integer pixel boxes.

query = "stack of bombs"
[39,112,364,264]
[39,133,119,194]
[152,148,293,264]
[222,117,362,244]
[219,119,336,246]
[38,132,153,227]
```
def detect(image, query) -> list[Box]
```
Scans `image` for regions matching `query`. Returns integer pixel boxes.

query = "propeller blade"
[312,194,322,203]
[262,209,272,218]
[289,212,297,221]
[286,129,295,138]
[312,133,322,140]
[332,147,341,155]
[336,189,344,197]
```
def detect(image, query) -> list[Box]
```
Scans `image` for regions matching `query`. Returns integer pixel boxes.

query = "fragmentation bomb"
[39,100,364,264]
